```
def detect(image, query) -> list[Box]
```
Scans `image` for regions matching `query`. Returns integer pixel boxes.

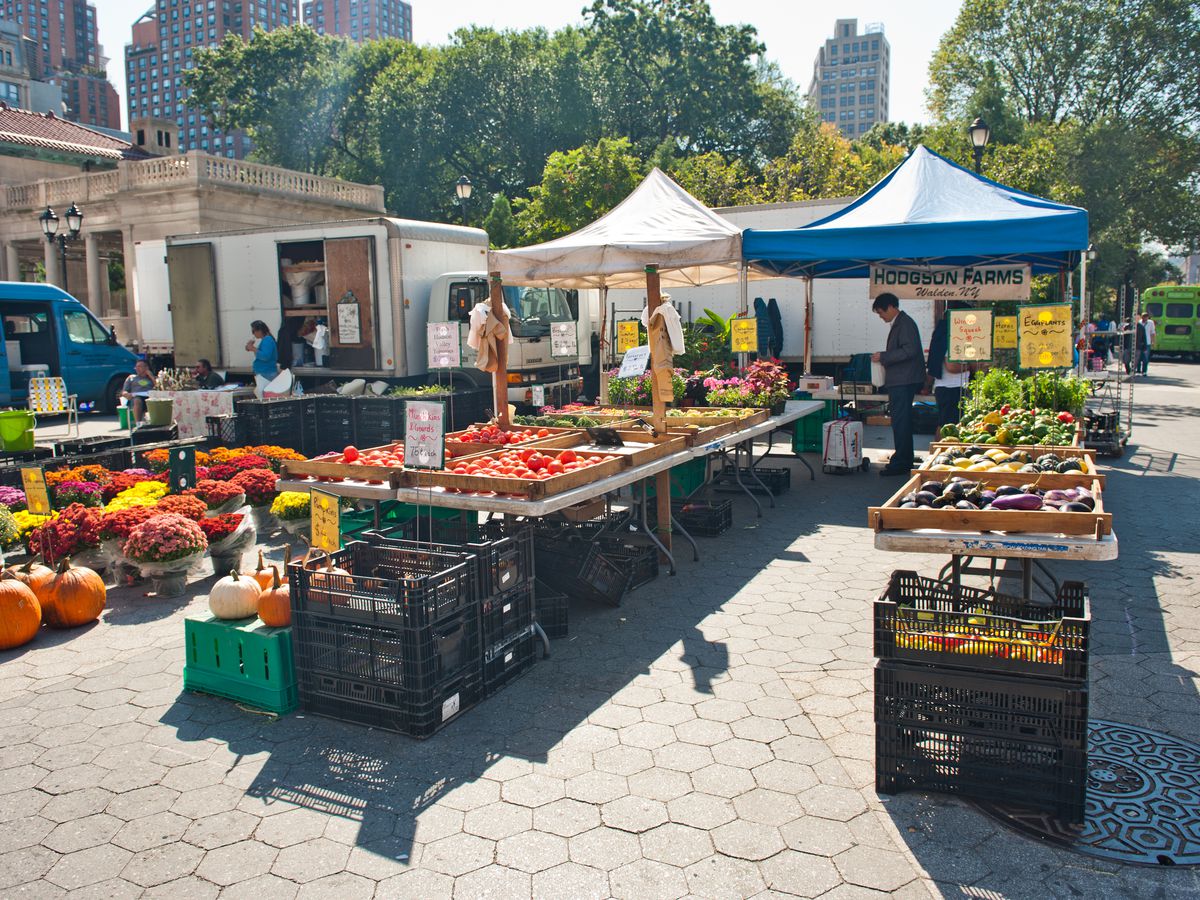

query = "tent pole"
[598,280,609,404]
[488,272,511,429]
[1077,256,1088,376]
[737,262,748,370]
[645,265,672,557]
[803,277,814,375]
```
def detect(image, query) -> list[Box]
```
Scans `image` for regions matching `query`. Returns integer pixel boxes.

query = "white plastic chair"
[27,376,79,437]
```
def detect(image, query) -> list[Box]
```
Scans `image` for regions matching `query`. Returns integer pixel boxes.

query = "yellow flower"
[13,509,56,540]
[270,491,311,521]
[103,481,169,513]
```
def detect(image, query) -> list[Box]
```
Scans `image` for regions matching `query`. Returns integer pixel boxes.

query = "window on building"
[872,39,879,50]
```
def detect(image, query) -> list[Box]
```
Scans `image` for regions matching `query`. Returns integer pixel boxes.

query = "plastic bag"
[207,509,257,556]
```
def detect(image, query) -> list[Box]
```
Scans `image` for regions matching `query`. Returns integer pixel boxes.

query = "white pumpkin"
[209,569,264,620]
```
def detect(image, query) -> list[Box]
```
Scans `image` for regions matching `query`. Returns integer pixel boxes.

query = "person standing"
[871,293,926,476]
[246,320,278,397]
[1136,312,1156,375]
[926,302,970,434]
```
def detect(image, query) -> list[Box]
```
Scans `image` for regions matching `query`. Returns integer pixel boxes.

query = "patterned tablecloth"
[148,389,253,439]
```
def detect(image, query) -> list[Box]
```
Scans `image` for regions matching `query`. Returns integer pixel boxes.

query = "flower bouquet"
[122,513,208,597]
[53,480,104,509]
[232,468,280,532]
[193,479,246,516]
[0,485,27,512]
[270,491,311,535]
[99,506,157,585]
[155,493,208,521]
[0,506,20,552]
[29,503,106,571]
[200,512,255,573]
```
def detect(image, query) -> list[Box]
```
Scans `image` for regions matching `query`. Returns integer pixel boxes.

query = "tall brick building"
[302,0,412,42]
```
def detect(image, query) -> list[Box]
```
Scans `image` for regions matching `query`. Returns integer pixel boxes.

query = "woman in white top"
[927,303,972,433]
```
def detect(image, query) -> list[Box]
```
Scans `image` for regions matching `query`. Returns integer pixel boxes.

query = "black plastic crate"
[131,423,179,445]
[533,579,568,639]
[289,541,478,628]
[53,435,127,457]
[354,395,405,447]
[481,583,535,649]
[483,626,537,695]
[0,447,56,487]
[206,415,238,446]
[292,607,480,690]
[297,668,481,739]
[715,465,791,496]
[598,537,658,591]
[535,538,631,607]
[236,398,307,451]
[672,499,733,537]
[64,448,130,473]
[366,520,534,598]
[875,571,1090,683]
[313,395,356,454]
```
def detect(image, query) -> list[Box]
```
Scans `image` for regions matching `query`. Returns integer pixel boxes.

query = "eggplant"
[1071,495,1095,511]
[1019,464,1041,473]
[990,493,1043,510]
[980,490,998,503]
[1064,501,1092,512]
[900,502,919,509]
[913,491,938,506]
[901,492,918,504]
[943,482,967,497]
[955,500,979,510]
[931,495,953,508]
[1043,489,1076,504]
[995,485,1023,497]
[920,481,945,496]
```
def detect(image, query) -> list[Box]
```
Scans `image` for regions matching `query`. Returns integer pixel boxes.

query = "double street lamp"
[454,176,473,225]
[968,117,991,174]
[39,203,84,292]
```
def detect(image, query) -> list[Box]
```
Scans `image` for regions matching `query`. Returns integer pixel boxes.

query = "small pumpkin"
[257,566,291,628]
[300,539,349,607]
[0,575,41,650]
[209,569,262,620]
[251,550,274,592]
[5,557,55,605]
[40,558,106,629]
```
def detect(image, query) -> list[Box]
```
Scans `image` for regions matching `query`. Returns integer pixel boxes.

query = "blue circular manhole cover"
[975,720,1200,867]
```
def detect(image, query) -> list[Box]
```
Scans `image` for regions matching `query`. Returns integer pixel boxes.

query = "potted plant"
[28,504,106,573]
[98,506,157,586]
[192,479,246,516]
[269,491,312,536]
[230,468,280,532]
[704,359,793,413]
[122,513,208,598]
[199,513,255,574]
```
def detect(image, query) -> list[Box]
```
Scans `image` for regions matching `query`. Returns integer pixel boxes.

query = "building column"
[3,243,17,281]
[122,226,143,344]
[84,233,102,312]
[43,238,60,287]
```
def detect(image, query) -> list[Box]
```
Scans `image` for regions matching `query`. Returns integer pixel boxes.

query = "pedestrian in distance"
[246,320,278,397]
[871,293,926,476]
[1136,312,1156,375]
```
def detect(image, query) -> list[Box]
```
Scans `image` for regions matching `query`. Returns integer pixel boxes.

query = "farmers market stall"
[149,387,254,440]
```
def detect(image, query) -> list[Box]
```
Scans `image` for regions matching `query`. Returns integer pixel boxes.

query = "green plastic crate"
[645,456,707,499]
[183,616,297,715]
[792,401,836,453]
[341,501,461,542]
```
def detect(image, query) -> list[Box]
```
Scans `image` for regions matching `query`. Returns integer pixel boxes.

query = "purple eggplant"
[990,493,1043,511]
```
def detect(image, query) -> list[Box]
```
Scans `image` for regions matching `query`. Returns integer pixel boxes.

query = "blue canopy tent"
[741,146,1090,371]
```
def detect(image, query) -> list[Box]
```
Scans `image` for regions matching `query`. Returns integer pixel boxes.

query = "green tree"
[482,194,519,248]
[759,114,905,202]
[514,137,646,243]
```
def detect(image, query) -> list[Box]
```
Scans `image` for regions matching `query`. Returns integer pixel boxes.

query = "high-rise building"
[0,18,62,114]
[0,0,121,129]
[303,0,412,42]
[807,18,890,140]
[124,1,298,159]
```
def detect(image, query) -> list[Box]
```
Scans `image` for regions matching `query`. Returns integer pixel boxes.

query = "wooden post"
[489,271,511,429]
[645,265,672,554]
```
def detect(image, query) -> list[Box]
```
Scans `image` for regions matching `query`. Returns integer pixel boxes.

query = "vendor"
[871,293,926,476]
[193,359,224,389]
[121,359,156,422]
[926,301,971,433]
[245,320,279,397]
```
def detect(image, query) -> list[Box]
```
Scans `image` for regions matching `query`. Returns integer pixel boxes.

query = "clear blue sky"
[98,1,964,133]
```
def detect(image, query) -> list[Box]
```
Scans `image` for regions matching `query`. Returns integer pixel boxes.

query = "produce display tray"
[399,450,625,499]
[552,432,689,468]
[912,462,1105,491]
[281,444,406,486]
[929,440,1091,458]
[444,425,582,459]
[869,473,1111,537]
[578,406,770,429]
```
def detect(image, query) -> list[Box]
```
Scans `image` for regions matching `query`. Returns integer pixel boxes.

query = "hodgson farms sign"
[869,264,1031,301]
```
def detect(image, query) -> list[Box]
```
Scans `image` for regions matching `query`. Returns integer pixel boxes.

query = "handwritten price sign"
[404,399,446,470]
[1018,304,1073,369]
[993,315,1017,349]
[947,308,993,363]
[310,488,341,554]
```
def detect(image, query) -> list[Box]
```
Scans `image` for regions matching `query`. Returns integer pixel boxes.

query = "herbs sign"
[404,400,446,470]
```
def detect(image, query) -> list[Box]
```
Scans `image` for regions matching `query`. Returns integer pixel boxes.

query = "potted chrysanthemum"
[122,513,208,597]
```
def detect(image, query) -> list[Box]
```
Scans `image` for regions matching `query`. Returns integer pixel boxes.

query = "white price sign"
[617,345,651,379]
[531,385,546,408]
[550,322,578,358]
[426,322,461,369]
[403,399,446,470]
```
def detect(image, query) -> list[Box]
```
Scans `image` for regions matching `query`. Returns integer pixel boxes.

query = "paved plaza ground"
[1,363,1197,899]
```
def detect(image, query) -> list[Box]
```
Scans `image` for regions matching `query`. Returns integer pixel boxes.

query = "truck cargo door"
[166,243,220,365]
[325,237,377,369]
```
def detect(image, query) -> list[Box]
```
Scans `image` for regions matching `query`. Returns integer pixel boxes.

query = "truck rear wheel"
[102,375,127,414]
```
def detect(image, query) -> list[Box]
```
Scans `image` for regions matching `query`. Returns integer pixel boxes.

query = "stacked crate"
[353,395,405,449]
[873,571,1090,823]
[236,398,307,452]
[313,395,356,455]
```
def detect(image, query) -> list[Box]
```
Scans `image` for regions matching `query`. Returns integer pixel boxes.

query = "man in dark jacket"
[871,293,926,476]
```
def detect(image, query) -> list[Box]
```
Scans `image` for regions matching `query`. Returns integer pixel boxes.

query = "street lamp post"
[39,203,84,292]
[968,117,991,174]
[454,176,473,225]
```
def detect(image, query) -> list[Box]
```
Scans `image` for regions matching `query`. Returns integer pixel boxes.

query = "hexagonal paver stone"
[413,806,466,844]
[0,844,59,891]
[58,876,142,898]
[376,867,453,899]
[601,796,668,834]
[41,788,113,824]
[565,771,628,805]
[694,698,750,723]
[533,799,602,838]
[667,792,737,831]
[463,802,532,841]
[531,861,610,900]
[100,762,170,794]
[440,778,501,812]
[732,788,804,827]
[420,832,494,878]
[640,822,713,868]
[761,849,843,898]
[112,811,190,853]
[170,783,242,820]
[0,815,55,853]
[500,774,566,809]
[689,763,756,799]
[798,784,869,822]
[608,857,688,900]
[340,838,411,881]
[42,813,122,854]
[271,837,351,884]
[46,844,133,890]
[452,863,532,899]
[37,763,107,796]
[143,874,220,899]
[730,716,789,744]
[752,759,819,795]
[182,810,260,850]
[711,738,774,770]
[594,745,654,777]
[195,840,278,887]
[255,808,333,848]
[121,842,205,888]
[295,871,376,899]
[780,816,856,857]
[673,718,734,748]
[711,819,785,861]
[626,767,694,803]
[568,826,641,870]
[618,722,676,750]
[0,790,50,825]
[835,845,920,892]
[684,853,766,899]
[496,830,568,873]
[651,743,714,774]
[106,786,179,822]
[218,873,304,900]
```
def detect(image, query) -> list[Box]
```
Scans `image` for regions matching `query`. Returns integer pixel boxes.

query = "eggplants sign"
[947,309,993,363]
[404,400,446,470]
[869,264,1031,301]
[1018,304,1073,369]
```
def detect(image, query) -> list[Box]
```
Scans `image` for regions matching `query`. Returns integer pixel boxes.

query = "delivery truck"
[133,217,593,407]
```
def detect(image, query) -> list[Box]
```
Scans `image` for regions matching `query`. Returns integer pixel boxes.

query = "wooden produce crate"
[444,425,582,459]
[558,432,690,468]
[915,448,1104,489]
[928,442,1097,464]
[869,473,1111,537]
[588,406,771,429]
[281,444,406,487]
[400,450,626,499]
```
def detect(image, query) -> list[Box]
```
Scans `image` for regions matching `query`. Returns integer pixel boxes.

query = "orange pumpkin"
[0,575,41,650]
[5,558,55,608]
[300,539,349,607]
[40,558,106,629]
[251,550,274,592]
[257,566,291,627]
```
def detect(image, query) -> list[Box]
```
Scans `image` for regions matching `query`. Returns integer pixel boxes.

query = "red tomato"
[343,446,359,462]
[546,461,564,475]
[557,450,577,464]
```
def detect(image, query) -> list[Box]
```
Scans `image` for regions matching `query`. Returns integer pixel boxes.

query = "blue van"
[0,282,138,412]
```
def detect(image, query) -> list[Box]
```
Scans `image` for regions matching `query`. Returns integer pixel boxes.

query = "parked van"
[0,282,139,412]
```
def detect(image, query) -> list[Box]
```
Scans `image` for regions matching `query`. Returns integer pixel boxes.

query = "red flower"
[99,506,157,541]
[199,513,243,543]
[230,468,278,507]
[29,503,103,560]
[155,494,208,521]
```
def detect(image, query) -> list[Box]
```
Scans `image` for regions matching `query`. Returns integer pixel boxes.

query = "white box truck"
[603,198,935,366]
[131,218,592,407]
